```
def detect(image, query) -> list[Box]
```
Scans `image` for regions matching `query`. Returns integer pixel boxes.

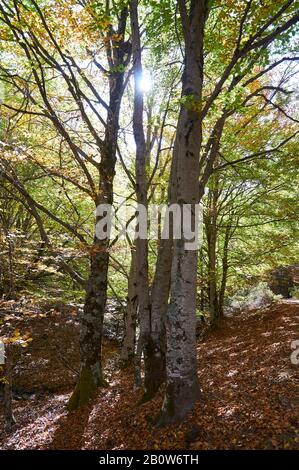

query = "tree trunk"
[3,344,16,431]
[130,0,152,396]
[218,226,230,318]
[206,184,219,329]
[2,226,14,299]
[145,144,179,398]
[158,0,209,426]
[198,247,206,317]
[68,8,129,410]
[143,238,172,400]
[121,247,138,364]
[68,234,110,410]
[7,234,14,298]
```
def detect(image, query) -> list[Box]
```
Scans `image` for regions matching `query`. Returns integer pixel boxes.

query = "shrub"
[290,287,299,299]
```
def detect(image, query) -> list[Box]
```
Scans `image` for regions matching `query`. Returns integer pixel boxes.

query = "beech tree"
[149,0,299,423]
[0,0,131,408]
[0,0,298,427]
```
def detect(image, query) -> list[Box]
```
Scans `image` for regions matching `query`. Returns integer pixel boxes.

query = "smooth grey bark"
[146,238,172,396]
[158,0,209,426]
[130,0,174,398]
[130,0,152,395]
[121,247,138,364]
[219,225,230,318]
[198,247,206,315]
[206,183,220,328]
[146,143,179,397]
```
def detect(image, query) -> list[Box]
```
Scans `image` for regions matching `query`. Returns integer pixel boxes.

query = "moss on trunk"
[67,367,107,411]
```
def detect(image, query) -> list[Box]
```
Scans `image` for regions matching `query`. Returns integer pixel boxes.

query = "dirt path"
[0,301,298,449]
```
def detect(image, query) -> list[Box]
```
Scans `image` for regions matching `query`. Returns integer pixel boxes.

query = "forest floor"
[0,298,298,450]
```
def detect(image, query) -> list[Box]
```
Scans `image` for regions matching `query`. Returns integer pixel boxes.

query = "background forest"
[0,0,298,451]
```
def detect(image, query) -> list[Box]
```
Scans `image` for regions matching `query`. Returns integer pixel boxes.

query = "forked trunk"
[130,0,152,395]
